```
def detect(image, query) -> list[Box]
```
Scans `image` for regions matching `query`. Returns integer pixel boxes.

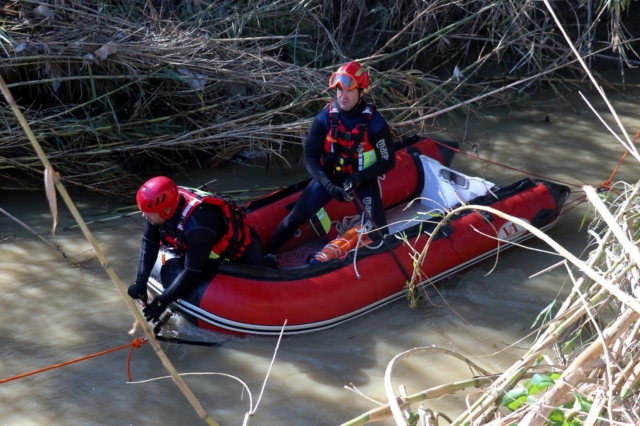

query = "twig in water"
[1,232,17,243]
[0,207,81,267]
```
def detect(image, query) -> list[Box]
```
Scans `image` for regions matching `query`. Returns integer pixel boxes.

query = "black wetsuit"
[135,198,263,302]
[266,99,396,255]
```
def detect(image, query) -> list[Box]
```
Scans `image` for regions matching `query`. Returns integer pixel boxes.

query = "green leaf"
[531,301,555,328]
[532,354,544,367]
[574,392,593,412]
[407,412,419,426]
[502,388,528,411]
[548,408,565,426]
[528,374,555,394]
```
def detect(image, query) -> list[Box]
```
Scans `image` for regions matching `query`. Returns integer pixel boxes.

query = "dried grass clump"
[463,183,640,426]
[343,183,640,426]
[0,0,637,198]
[0,0,328,196]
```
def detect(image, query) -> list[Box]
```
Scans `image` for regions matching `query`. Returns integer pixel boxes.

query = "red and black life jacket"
[323,101,377,181]
[162,187,251,261]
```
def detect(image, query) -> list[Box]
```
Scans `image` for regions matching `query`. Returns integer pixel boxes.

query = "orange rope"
[0,337,147,385]
[601,129,640,189]
[127,337,147,381]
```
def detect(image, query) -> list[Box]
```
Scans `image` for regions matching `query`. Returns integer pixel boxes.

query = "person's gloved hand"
[142,294,170,323]
[343,173,359,193]
[127,281,148,301]
[325,182,353,203]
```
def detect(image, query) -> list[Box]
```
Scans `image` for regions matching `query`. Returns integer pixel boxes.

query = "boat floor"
[278,239,327,269]
[278,200,438,269]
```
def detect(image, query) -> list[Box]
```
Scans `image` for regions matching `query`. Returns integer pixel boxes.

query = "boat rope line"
[600,128,640,190]
[0,338,148,385]
[556,194,588,217]
[432,139,585,189]
[431,139,595,219]
[351,192,412,282]
[432,135,640,218]
[561,130,640,214]
[433,138,639,195]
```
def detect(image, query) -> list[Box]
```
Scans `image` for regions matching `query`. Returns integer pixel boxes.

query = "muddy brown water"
[1,81,640,425]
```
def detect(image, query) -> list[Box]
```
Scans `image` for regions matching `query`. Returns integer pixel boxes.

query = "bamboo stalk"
[342,373,543,426]
[0,73,220,426]
[618,359,640,399]
[383,347,494,425]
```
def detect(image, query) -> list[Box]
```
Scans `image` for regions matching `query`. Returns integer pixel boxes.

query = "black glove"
[325,182,353,203]
[127,281,148,301]
[343,173,359,192]
[142,294,170,323]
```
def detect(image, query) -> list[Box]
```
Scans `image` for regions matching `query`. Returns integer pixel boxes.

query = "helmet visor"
[329,72,357,90]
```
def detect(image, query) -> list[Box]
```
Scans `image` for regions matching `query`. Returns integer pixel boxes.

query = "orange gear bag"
[313,225,372,263]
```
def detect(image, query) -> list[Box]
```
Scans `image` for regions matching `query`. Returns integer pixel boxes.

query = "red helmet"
[329,61,370,90]
[136,176,179,220]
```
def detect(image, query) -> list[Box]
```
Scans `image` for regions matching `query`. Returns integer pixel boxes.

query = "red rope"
[432,135,640,217]
[0,337,147,385]
[558,194,588,216]
[600,129,640,190]
[432,139,585,189]
[433,139,640,188]
[430,137,640,219]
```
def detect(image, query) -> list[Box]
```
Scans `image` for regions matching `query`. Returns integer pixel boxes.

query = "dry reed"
[0,0,637,198]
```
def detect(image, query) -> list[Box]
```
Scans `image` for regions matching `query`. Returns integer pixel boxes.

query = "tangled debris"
[0,0,637,198]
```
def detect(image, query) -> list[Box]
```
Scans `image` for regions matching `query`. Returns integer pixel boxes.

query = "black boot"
[263,253,279,269]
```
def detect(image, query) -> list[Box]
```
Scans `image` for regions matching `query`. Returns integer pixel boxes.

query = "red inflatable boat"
[147,135,570,335]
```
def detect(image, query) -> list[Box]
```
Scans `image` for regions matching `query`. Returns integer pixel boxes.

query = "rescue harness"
[162,187,251,261]
[323,101,378,182]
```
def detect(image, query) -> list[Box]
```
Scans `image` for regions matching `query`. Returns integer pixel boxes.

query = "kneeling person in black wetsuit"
[127,176,264,323]
[264,61,396,266]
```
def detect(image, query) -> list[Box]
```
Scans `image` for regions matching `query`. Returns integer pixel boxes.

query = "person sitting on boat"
[264,60,396,267]
[127,176,264,323]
